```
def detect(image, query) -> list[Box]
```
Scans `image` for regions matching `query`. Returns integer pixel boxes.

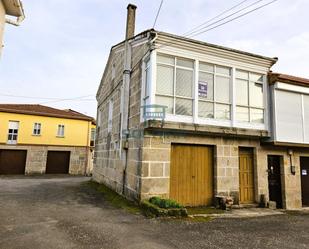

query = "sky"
[0,0,308,118]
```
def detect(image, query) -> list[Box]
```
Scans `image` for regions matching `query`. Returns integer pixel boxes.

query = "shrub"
[149,196,183,209]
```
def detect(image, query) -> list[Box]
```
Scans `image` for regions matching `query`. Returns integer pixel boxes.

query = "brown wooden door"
[267,155,283,208]
[239,148,255,204]
[0,150,27,174]
[170,144,213,206]
[300,157,309,206]
[46,151,70,174]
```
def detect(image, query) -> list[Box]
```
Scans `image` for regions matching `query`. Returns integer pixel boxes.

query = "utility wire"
[182,0,250,37]
[39,95,95,105]
[185,0,265,38]
[153,0,164,28]
[155,0,278,51]
[131,0,278,74]
[188,0,278,38]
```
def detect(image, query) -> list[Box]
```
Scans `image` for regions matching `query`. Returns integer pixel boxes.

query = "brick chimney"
[125,4,137,40]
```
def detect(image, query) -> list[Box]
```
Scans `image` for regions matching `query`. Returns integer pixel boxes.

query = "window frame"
[7,121,19,145]
[33,122,42,136]
[57,124,65,137]
[235,70,265,124]
[143,51,268,131]
[198,62,232,120]
[155,54,195,116]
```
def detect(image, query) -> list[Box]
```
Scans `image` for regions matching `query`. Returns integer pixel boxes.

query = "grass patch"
[85,180,141,214]
[187,206,225,215]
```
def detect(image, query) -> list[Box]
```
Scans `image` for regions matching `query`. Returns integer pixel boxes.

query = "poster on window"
[198,81,208,98]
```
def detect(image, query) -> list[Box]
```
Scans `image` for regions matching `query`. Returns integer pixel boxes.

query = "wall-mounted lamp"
[288,149,296,175]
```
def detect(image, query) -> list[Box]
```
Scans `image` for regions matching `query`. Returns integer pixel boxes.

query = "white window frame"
[7,121,19,145]
[155,53,195,117]
[57,124,65,137]
[142,49,268,131]
[197,62,232,121]
[33,122,41,135]
[235,70,265,124]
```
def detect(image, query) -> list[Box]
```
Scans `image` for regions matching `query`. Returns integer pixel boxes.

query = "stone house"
[0,104,96,175]
[93,4,309,209]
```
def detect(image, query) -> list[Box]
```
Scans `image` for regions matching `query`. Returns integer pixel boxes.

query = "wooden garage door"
[170,144,213,206]
[300,157,309,206]
[239,148,255,204]
[0,150,27,174]
[46,151,70,174]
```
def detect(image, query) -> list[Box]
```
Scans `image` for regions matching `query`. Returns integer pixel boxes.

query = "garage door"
[170,144,213,206]
[300,157,309,206]
[0,150,27,174]
[46,151,70,174]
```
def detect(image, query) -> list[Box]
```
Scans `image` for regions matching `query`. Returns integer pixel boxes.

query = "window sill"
[32,134,41,137]
[56,136,65,138]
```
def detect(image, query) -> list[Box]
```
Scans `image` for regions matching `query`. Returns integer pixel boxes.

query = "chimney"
[125,4,137,40]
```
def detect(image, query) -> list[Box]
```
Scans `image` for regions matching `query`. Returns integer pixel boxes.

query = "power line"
[153,0,164,28]
[185,0,265,38]
[182,0,250,37]
[39,95,95,105]
[189,0,278,38]
[155,0,278,51]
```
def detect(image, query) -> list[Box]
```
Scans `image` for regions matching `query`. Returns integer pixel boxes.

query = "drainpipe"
[121,4,137,195]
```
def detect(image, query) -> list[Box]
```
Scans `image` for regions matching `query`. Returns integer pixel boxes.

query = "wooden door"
[300,157,309,206]
[268,155,283,208]
[170,144,213,206]
[46,151,70,174]
[239,148,255,204]
[0,150,27,174]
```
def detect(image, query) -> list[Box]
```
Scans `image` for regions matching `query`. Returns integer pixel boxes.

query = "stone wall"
[139,130,309,209]
[0,144,90,175]
[93,40,150,200]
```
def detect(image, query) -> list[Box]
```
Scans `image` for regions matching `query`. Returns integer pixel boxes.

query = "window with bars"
[235,70,264,123]
[33,123,41,135]
[156,54,194,116]
[198,62,231,120]
[7,121,19,144]
[57,124,65,137]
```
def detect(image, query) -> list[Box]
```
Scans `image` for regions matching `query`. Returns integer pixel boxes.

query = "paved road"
[0,176,308,249]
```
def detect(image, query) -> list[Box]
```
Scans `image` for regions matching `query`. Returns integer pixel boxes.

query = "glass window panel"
[249,82,264,108]
[198,72,214,101]
[198,101,214,118]
[156,95,173,114]
[156,65,174,95]
[216,104,230,120]
[215,76,230,103]
[250,73,263,82]
[176,57,194,68]
[250,108,264,123]
[216,65,231,76]
[236,70,249,79]
[236,106,249,122]
[199,62,214,72]
[176,68,193,97]
[175,98,192,116]
[145,68,150,97]
[236,79,248,106]
[157,54,174,65]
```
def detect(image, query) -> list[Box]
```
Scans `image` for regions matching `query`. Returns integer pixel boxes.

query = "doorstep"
[189,208,284,219]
